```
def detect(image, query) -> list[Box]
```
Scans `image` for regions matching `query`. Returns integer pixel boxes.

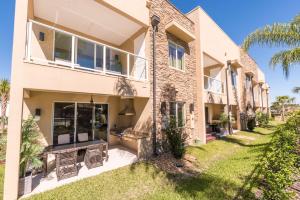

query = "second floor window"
[169,102,185,127]
[231,70,237,88]
[245,75,252,90]
[169,41,185,70]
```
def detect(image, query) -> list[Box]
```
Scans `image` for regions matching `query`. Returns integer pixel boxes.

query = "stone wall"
[148,0,198,146]
[239,48,259,113]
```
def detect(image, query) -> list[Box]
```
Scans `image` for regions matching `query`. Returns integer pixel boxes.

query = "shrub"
[0,134,6,161]
[256,111,269,127]
[260,111,300,200]
[247,117,256,131]
[165,118,187,159]
[20,116,43,177]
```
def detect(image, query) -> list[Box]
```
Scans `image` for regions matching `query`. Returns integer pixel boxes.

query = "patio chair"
[55,150,78,181]
[84,144,104,169]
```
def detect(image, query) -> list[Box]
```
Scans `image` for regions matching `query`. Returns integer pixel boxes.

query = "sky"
[0,0,300,104]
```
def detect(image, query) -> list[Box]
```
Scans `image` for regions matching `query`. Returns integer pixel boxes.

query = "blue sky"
[0,1,300,103]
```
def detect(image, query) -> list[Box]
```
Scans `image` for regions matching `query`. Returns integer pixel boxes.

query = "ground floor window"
[169,102,185,127]
[53,102,108,146]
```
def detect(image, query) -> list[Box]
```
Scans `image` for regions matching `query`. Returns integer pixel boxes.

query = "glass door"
[94,104,108,141]
[76,103,93,142]
[53,102,75,145]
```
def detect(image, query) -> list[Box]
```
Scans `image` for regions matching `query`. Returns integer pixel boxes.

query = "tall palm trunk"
[281,104,285,121]
[0,94,8,133]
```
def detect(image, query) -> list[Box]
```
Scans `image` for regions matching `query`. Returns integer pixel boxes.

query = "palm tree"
[273,96,295,121]
[292,86,300,94]
[242,13,300,78]
[0,79,10,133]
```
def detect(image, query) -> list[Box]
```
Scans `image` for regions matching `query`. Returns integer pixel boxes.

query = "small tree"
[165,118,187,159]
[20,116,43,178]
[260,111,300,200]
[273,96,295,121]
[256,111,269,127]
[0,79,10,133]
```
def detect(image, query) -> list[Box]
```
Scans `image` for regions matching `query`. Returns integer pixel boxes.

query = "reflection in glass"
[77,39,95,69]
[53,103,75,145]
[54,32,72,62]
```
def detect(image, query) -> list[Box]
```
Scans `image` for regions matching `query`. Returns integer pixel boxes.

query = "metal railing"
[25,20,148,81]
[204,75,224,94]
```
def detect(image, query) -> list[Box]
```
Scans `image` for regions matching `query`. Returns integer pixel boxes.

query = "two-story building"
[4,1,270,199]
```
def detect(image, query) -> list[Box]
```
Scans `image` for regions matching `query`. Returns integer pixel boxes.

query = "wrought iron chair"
[55,150,78,181]
[84,144,104,169]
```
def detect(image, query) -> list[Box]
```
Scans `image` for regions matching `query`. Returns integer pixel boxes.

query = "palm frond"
[291,13,300,26]
[0,79,10,96]
[269,48,300,78]
[292,87,300,94]
[242,23,300,51]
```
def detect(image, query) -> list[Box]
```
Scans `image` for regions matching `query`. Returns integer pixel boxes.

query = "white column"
[127,54,130,78]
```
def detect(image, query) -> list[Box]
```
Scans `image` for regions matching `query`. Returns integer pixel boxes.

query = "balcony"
[25,21,148,82]
[204,75,226,104]
[204,75,224,94]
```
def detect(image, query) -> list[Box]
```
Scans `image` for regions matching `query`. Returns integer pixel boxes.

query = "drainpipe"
[151,15,160,156]
[260,84,264,111]
[225,60,232,134]
[251,76,255,109]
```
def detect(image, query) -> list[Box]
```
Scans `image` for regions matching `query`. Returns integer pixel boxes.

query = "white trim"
[168,40,185,72]
[28,20,148,81]
[27,21,33,61]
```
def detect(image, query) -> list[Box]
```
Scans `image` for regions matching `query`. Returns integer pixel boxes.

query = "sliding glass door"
[53,102,108,146]
[53,102,75,146]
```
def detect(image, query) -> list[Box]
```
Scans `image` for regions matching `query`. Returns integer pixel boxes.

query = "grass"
[0,165,4,200]
[25,126,274,200]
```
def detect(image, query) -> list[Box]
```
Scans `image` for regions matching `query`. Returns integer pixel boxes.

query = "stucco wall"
[22,91,151,146]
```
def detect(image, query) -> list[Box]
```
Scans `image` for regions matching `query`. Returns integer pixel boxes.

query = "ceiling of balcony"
[33,0,143,46]
[203,53,222,68]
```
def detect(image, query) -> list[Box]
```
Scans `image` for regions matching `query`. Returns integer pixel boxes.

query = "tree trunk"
[0,94,7,133]
[281,104,285,121]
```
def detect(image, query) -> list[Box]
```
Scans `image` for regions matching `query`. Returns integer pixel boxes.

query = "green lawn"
[25,126,273,200]
[0,164,4,200]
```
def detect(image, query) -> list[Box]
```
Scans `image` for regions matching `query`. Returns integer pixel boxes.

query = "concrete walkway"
[22,146,138,198]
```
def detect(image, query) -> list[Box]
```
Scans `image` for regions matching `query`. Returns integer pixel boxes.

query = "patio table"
[42,140,108,177]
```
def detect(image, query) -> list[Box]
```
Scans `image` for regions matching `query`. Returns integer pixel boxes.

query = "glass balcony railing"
[25,21,148,81]
[204,75,224,94]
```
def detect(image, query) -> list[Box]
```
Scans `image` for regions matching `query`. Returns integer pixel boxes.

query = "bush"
[260,111,300,200]
[247,117,256,131]
[0,134,6,161]
[256,111,269,127]
[165,118,187,159]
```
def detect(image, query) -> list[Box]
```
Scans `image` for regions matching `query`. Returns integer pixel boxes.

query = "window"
[168,41,185,70]
[76,39,95,69]
[245,75,252,90]
[169,102,185,127]
[231,70,237,88]
[54,31,72,62]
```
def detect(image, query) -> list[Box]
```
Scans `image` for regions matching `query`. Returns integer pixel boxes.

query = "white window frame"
[168,41,185,71]
[169,101,186,127]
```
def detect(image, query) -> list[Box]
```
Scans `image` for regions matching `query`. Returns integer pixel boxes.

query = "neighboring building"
[4,1,270,199]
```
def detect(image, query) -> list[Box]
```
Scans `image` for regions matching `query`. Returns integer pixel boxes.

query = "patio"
[21,145,138,198]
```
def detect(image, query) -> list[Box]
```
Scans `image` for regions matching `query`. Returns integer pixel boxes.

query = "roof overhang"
[165,21,196,43]
[230,59,243,68]
[33,0,144,46]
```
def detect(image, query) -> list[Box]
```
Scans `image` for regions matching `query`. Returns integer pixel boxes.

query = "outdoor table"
[42,140,108,177]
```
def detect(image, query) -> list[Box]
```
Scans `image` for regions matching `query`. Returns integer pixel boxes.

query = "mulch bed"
[150,153,201,177]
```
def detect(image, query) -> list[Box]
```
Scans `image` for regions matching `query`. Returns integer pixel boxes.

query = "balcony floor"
[21,145,138,198]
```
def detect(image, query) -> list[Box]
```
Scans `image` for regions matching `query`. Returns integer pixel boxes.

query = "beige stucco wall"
[98,0,149,27]
[22,91,151,146]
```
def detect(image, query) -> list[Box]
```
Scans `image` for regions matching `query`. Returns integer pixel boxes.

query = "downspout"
[225,61,232,134]
[151,15,160,156]
[260,84,264,111]
[251,76,255,109]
